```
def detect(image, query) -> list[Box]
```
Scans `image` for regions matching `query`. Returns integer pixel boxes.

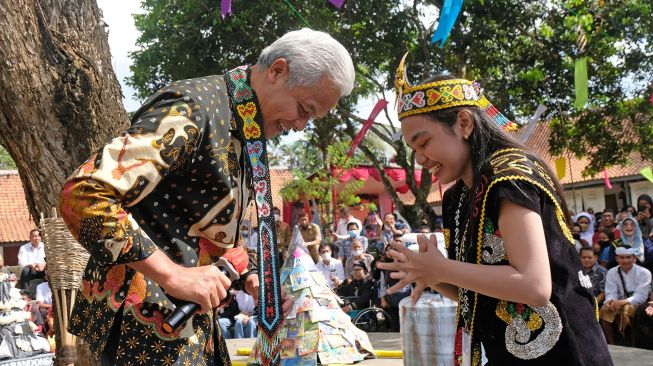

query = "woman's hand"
[377,235,445,297]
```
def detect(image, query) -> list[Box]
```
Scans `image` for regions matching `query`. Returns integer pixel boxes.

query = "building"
[522,122,653,214]
[0,171,36,266]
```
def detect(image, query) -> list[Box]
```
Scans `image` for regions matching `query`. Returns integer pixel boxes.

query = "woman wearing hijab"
[600,217,647,269]
[575,212,595,247]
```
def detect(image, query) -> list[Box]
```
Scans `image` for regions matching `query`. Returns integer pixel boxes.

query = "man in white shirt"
[316,243,345,289]
[333,207,363,240]
[35,275,52,333]
[233,290,257,338]
[600,246,652,344]
[17,229,46,290]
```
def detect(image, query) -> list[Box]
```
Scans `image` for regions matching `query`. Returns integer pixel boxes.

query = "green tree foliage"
[128,0,653,226]
[0,145,16,170]
[279,141,369,225]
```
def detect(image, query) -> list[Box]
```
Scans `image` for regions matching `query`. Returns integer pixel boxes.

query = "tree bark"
[0,1,130,364]
[0,0,129,218]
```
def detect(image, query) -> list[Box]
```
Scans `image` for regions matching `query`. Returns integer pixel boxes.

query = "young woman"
[575,212,595,245]
[600,217,644,269]
[378,56,612,365]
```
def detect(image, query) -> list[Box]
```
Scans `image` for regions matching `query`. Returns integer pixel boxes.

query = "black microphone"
[162,256,242,333]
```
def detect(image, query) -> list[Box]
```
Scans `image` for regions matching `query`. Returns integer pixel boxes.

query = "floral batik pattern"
[60,74,252,365]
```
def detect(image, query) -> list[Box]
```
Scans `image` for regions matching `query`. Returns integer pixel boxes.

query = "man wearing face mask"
[273,207,291,262]
[298,212,322,263]
[316,243,344,289]
[337,222,368,266]
[332,207,363,240]
[344,239,374,280]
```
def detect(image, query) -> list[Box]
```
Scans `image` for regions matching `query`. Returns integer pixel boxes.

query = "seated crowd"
[573,195,653,349]
[296,207,434,333]
[0,228,53,339]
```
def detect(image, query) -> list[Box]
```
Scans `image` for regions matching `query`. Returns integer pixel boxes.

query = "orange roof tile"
[0,171,36,243]
[518,123,649,185]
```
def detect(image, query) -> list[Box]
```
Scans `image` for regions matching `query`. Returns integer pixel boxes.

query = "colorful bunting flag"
[518,104,547,143]
[554,157,566,180]
[328,0,345,8]
[345,99,389,162]
[221,0,232,18]
[431,0,464,48]
[574,57,589,110]
[603,169,612,190]
[641,167,653,185]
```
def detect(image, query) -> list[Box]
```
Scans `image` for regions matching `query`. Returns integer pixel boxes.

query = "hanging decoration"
[328,0,346,8]
[518,104,547,143]
[554,157,566,180]
[345,99,389,162]
[641,167,653,185]
[431,0,464,48]
[603,169,612,190]
[574,57,589,110]
[221,0,232,18]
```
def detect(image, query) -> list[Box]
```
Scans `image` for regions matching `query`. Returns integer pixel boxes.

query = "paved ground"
[226,333,653,365]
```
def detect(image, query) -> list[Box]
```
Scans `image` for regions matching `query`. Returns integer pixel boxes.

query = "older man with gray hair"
[60,28,354,365]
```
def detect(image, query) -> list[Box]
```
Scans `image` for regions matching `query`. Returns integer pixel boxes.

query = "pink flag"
[345,99,389,162]
[328,0,346,8]
[603,169,613,190]
[221,0,232,18]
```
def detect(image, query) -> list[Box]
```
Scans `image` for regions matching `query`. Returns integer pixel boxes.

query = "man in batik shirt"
[60,28,354,365]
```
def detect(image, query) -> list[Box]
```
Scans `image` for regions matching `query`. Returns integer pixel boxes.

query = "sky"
[96,0,142,112]
[95,1,403,147]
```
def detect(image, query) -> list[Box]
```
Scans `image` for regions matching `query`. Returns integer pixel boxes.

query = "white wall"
[564,187,608,214]
[581,187,607,213]
[629,180,653,207]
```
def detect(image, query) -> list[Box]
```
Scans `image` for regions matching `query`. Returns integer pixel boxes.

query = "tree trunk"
[0,0,129,218]
[0,1,130,364]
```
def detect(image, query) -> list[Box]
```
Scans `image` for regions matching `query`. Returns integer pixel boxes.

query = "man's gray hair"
[258,28,355,97]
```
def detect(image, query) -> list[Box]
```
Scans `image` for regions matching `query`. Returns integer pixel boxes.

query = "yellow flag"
[554,157,566,180]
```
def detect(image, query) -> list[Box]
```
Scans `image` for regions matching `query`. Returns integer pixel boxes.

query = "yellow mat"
[235,347,403,359]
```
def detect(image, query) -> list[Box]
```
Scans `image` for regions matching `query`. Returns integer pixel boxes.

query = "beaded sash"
[225,65,282,366]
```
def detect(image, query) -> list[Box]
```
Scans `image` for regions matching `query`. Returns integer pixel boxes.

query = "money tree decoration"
[248,229,374,365]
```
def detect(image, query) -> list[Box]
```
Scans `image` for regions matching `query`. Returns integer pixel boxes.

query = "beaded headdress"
[394,53,517,131]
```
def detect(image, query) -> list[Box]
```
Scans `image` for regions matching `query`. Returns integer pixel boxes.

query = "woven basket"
[39,210,91,363]
[39,214,89,290]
